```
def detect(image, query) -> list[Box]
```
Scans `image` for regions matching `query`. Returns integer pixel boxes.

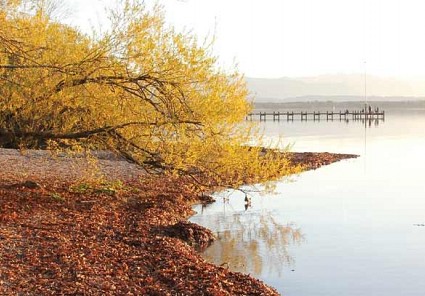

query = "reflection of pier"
[246,110,385,121]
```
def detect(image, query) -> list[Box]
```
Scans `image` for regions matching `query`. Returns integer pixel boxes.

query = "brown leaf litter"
[0,149,357,295]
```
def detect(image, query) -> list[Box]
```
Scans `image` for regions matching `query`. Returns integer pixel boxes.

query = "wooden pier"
[246,110,385,121]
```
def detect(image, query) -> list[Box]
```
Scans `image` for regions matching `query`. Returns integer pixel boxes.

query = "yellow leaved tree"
[0,0,297,189]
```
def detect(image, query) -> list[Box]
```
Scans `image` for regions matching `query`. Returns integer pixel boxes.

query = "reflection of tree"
[199,211,304,277]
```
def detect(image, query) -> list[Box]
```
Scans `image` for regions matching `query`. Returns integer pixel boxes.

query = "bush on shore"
[0,0,297,190]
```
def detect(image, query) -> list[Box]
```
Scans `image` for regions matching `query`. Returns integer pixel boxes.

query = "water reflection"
[192,196,304,276]
[192,110,425,295]
[361,118,383,127]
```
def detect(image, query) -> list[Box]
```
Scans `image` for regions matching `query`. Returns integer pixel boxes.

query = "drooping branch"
[0,120,202,140]
[106,129,167,171]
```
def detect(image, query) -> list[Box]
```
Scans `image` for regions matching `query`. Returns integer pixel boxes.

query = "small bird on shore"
[244,194,251,206]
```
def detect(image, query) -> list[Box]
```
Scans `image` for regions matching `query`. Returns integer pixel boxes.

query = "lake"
[190,107,425,295]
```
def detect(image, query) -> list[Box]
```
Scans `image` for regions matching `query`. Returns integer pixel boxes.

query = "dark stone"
[22,181,41,189]
[157,221,215,250]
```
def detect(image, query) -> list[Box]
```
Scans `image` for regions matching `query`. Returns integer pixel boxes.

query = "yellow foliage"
[0,0,297,189]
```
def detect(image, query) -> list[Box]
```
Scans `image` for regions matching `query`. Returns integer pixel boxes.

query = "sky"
[62,0,425,80]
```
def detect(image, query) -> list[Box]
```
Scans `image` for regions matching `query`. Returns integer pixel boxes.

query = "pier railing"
[246,110,385,121]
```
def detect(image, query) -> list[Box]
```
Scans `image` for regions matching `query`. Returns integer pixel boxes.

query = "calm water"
[190,109,425,295]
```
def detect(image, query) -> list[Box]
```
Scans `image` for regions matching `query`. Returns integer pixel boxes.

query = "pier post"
[245,108,384,122]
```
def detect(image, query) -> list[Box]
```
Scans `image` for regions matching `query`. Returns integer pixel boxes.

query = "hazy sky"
[64,0,425,79]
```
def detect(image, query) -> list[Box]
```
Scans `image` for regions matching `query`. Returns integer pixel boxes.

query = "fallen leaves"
[288,152,358,170]
[0,178,279,295]
[0,151,354,295]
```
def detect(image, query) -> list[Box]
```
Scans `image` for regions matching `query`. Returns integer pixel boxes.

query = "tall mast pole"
[364,61,367,120]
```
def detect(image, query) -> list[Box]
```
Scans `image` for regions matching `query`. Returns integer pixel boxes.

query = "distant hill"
[254,100,425,112]
[245,74,425,102]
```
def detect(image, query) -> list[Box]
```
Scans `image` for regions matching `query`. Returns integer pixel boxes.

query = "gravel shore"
[0,149,357,295]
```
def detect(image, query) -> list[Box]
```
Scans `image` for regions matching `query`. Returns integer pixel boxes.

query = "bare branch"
[0,120,202,140]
